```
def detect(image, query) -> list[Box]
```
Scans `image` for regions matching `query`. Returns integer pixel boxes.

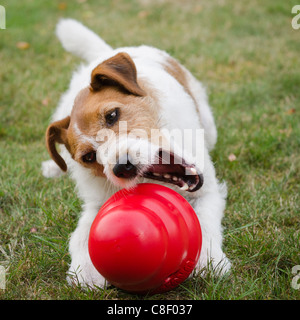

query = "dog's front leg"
[67,205,107,289]
[192,185,231,276]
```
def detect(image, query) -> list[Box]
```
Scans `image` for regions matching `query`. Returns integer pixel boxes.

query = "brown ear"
[45,116,70,172]
[90,52,146,96]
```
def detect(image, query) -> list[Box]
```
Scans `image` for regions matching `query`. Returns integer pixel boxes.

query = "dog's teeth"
[153,172,161,177]
[190,167,197,175]
[163,173,171,179]
[180,183,189,191]
[186,167,197,175]
[172,176,178,181]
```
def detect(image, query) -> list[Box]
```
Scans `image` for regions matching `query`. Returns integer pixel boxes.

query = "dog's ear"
[90,52,146,96]
[46,116,70,172]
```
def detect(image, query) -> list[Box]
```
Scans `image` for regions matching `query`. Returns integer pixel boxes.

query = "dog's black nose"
[113,156,137,179]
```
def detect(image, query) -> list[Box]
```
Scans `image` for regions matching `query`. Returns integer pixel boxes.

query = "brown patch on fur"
[45,52,160,177]
[163,57,202,122]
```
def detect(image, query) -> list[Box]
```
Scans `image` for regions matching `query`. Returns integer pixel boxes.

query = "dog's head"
[46,52,203,192]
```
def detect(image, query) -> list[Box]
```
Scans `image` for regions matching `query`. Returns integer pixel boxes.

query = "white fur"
[42,159,64,178]
[56,19,112,62]
[43,19,231,289]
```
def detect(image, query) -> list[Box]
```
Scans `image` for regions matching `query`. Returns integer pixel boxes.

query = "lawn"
[0,0,299,300]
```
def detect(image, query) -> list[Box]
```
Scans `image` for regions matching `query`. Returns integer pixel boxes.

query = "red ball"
[88,183,202,294]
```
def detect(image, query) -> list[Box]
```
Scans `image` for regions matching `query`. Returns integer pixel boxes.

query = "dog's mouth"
[142,151,203,192]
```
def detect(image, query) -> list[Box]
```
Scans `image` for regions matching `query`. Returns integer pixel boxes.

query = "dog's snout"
[113,155,137,179]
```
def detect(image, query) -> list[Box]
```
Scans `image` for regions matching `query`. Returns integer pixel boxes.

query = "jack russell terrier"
[42,19,231,288]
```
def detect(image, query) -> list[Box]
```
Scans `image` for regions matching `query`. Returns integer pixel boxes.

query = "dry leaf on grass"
[58,2,67,10]
[286,108,296,115]
[228,153,237,162]
[16,42,30,50]
[42,98,49,106]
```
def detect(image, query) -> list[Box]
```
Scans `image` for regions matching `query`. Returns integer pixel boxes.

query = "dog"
[42,19,231,288]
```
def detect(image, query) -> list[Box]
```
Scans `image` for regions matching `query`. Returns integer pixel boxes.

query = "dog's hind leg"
[41,159,65,178]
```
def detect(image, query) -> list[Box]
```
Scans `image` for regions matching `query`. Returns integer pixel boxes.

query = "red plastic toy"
[88,183,202,294]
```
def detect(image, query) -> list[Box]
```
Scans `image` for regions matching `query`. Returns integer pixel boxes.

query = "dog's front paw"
[67,264,108,290]
[196,252,231,277]
[211,255,231,276]
[42,160,64,178]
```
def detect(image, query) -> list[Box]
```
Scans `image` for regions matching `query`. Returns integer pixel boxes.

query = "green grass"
[0,0,299,300]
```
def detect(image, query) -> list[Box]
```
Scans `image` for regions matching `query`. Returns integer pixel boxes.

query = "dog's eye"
[82,151,96,163]
[105,108,120,126]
